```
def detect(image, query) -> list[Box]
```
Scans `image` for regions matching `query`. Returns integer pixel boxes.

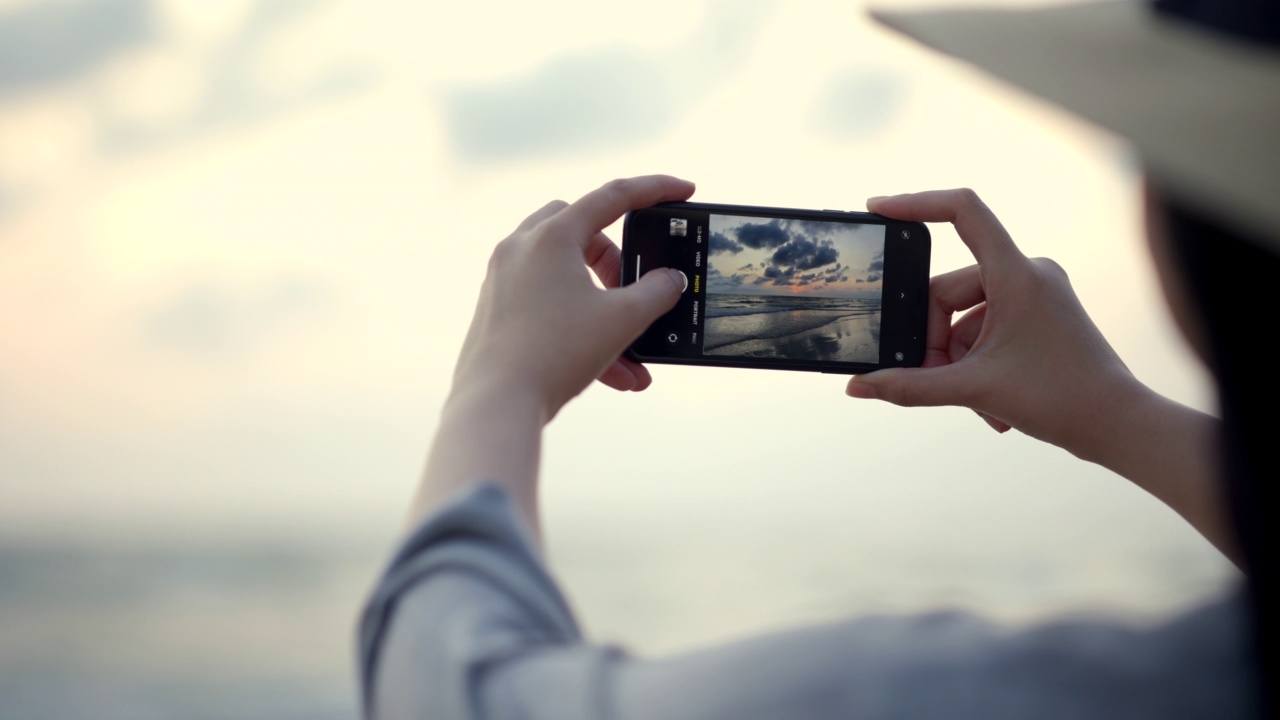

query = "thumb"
[845,366,965,408]
[608,268,687,332]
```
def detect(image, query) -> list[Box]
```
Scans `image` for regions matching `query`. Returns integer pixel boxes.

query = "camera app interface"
[704,214,886,363]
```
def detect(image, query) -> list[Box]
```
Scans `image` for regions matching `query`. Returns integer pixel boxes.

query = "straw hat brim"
[873,1,1280,247]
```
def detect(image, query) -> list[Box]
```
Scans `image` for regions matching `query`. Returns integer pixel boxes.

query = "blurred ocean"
[0,540,378,720]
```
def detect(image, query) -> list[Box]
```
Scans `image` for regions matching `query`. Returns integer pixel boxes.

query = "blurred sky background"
[0,0,1238,718]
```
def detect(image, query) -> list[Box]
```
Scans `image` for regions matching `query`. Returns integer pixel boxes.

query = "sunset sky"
[707,214,885,297]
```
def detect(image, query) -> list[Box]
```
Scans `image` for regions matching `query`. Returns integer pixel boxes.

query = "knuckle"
[612,289,647,317]
[953,187,986,211]
[538,199,569,220]
[929,269,959,292]
[488,237,517,270]
[890,389,918,408]
[901,389,934,408]
[494,233,519,253]
[928,275,945,296]
[1030,256,1070,284]
[951,381,981,409]
[1032,256,1066,275]
[603,177,633,198]
[534,215,572,243]
[884,377,920,407]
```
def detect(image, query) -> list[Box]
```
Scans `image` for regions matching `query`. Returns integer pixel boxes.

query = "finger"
[619,356,654,391]
[556,176,696,242]
[924,265,985,366]
[597,359,640,391]
[867,189,1024,269]
[516,199,569,233]
[596,356,655,389]
[977,411,1011,433]
[599,268,687,347]
[596,357,655,392]
[585,232,623,289]
[930,264,985,313]
[845,364,966,408]
[949,303,986,363]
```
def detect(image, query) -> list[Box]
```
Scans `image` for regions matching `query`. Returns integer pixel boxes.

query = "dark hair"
[1161,194,1279,718]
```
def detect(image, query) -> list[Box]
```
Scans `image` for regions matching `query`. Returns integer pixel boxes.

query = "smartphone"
[621,201,930,374]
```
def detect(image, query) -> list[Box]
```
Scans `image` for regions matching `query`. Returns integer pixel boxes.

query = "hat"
[871,0,1280,249]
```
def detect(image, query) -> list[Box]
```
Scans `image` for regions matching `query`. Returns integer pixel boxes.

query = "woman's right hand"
[847,189,1145,462]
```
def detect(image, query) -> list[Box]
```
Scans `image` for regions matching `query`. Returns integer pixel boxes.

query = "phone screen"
[701,212,886,363]
[622,202,929,373]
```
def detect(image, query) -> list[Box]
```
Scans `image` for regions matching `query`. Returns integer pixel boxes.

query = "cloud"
[811,66,906,142]
[0,0,379,228]
[707,265,747,286]
[142,276,333,357]
[712,219,851,290]
[735,220,791,250]
[145,285,237,354]
[710,231,743,255]
[445,48,672,162]
[0,0,375,158]
[818,263,848,285]
[770,237,839,271]
[101,0,375,156]
[706,203,888,296]
[864,251,883,283]
[785,219,847,239]
[442,0,776,163]
[763,265,793,282]
[0,0,153,98]
[200,0,370,118]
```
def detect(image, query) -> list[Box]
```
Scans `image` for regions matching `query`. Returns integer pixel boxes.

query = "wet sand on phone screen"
[704,298,881,363]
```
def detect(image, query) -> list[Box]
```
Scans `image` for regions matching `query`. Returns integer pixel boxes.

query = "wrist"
[1071,376,1204,484]
[444,373,550,428]
[415,372,549,543]
[1059,370,1155,469]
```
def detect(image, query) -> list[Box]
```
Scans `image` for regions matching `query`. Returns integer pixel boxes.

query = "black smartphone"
[621,201,930,374]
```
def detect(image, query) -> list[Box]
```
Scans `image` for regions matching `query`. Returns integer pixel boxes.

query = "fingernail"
[847,382,876,399]
[866,196,889,206]
[668,269,689,292]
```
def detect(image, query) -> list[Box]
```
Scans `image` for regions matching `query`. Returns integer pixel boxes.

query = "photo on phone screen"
[622,202,929,373]
[704,214,885,363]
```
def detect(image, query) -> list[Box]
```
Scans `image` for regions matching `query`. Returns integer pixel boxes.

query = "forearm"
[407,379,547,547]
[396,176,694,550]
[1079,385,1238,566]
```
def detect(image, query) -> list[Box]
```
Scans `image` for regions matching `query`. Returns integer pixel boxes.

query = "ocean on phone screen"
[704,294,880,362]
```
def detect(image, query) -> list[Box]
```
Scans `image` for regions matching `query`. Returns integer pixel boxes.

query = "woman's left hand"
[452,175,695,424]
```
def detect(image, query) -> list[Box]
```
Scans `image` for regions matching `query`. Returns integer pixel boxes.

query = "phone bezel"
[620,201,930,374]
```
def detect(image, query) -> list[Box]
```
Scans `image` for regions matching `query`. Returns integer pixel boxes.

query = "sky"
[0,0,1236,659]
[707,214,885,297]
